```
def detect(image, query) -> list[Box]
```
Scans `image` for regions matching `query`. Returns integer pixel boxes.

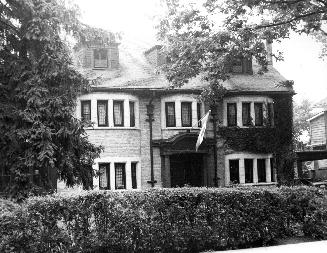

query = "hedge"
[0,187,326,253]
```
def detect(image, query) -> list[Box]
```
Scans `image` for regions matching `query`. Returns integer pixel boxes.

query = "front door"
[170,153,203,187]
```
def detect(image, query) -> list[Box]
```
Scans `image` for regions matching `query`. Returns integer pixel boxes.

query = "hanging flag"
[196,110,210,151]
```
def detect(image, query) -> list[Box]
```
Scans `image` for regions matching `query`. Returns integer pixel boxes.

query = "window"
[232,58,243,73]
[245,159,254,183]
[227,103,237,126]
[97,100,108,126]
[254,103,263,126]
[165,102,176,127]
[94,48,108,68]
[229,159,239,184]
[257,159,266,183]
[267,103,274,126]
[197,103,202,127]
[115,163,126,189]
[131,162,137,189]
[242,103,251,126]
[181,102,192,127]
[129,101,135,127]
[81,100,91,121]
[270,158,275,182]
[99,163,110,190]
[113,101,124,126]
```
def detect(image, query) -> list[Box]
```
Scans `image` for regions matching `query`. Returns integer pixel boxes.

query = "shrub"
[0,187,326,252]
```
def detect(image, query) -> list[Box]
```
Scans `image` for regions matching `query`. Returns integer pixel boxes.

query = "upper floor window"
[129,101,135,127]
[230,57,253,74]
[242,102,251,126]
[94,48,108,68]
[227,103,237,126]
[267,103,274,126]
[181,102,192,127]
[165,102,176,127]
[254,103,263,126]
[81,100,91,121]
[113,100,124,126]
[115,163,126,190]
[97,100,108,127]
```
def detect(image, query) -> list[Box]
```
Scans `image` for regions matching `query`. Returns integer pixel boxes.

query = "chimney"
[266,40,273,65]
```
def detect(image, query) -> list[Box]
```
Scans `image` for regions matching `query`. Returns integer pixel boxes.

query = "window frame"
[254,102,264,126]
[229,159,240,184]
[93,48,108,69]
[131,162,137,189]
[97,100,108,127]
[81,100,91,122]
[165,102,176,127]
[99,163,110,190]
[115,163,126,190]
[129,101,135,127]
[181,102,192,127]
[113,100,124,127]
[242,102,252,126]
[227,103,237,127]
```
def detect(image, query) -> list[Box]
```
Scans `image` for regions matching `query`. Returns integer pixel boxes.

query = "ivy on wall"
[217,94,295,185]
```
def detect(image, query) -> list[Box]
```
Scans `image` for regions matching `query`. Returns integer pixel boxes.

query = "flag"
[196,110,210,151]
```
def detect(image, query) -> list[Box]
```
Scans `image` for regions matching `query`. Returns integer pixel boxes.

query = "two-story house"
[73,37,294,190]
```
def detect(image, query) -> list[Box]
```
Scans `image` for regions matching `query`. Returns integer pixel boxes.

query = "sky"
[75,0,327,104]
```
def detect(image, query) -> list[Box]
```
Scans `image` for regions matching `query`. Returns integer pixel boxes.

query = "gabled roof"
[307,111,326,122]
[76,38,293,94]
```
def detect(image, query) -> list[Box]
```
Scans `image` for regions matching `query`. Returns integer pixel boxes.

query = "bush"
[0,187,326,253]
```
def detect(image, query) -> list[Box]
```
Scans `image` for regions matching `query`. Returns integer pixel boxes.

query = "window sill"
[162,127,201,130]
[225,125,275,128]
[244,182,277,186]
[85,127,141,130]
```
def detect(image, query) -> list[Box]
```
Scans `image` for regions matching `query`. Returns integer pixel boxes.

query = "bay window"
[113,100,124,126]
[181,102,192,127]
[227,103,237,126]
[97,100,108,126]
[115,163,126,189]
[165,102,176,127]
[254,103,264,126]
[129,101,135,127]
[242,102,251,126]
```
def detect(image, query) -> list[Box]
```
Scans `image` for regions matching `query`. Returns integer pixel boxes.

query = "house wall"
[310,115,326,147]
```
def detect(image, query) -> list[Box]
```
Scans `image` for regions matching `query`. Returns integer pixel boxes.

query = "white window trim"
[223,96,273,127]
[77,93,140,129]
[93,157,141,190]
[225,153,274,186]
[161,94,204,129]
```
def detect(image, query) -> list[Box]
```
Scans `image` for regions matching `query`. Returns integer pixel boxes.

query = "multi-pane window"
[81,100,91,121]
[242,102,251,126]
[181,102,192,127]
[131,162,137,189]
[94,48,108,68]
[165,102,176,127]
[197,103,202,127]
[97,100,108,126]
[99,163,110,190]
[244,159,253,183]
[113,101,124,126]
[232,58,243,73]
[227,103,237,126]
[115,163,126,189]
[229,159,239,184]
[129,101,135,127]
[257,159,266,183]
[267,103,274,126]
[254,103,263,126]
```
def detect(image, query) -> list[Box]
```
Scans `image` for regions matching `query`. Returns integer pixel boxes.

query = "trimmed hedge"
[0,187,326,252]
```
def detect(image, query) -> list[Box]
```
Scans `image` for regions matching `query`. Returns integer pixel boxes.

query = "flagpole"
[191,110,211,129]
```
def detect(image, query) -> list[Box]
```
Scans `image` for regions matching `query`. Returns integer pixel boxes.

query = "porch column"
[164,155,171,187]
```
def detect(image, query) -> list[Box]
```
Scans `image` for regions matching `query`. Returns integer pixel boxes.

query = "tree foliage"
[0,0,106,198]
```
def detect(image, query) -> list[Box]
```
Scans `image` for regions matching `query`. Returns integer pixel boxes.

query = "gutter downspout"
[147,93,157,187]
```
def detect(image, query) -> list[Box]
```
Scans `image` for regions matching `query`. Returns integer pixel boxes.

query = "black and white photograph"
[1,0,327,252]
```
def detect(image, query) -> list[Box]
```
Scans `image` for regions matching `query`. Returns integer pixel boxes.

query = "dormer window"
[230,57,253,74]
[94,48,108,68]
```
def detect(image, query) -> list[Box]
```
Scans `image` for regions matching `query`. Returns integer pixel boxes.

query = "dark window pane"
[270,158,275,182]
[227,103,237,126]
[197,103,202,127]
[232,58,243,73]
[97,101,108,126]
[115,163,126,189]
[229,160,239,184]
[242,103,251,126]
[257,159,266,183]
[113,101,124,126]
[165,102,176,127]
[129,101,135,127]
[181,102,192,127]
[268,103,274,126]
[99,163,110,190]
[81,100,91,121]
[245,159,253,183]
[131,162,137,189]
[254,103,263,126]
[94,48,108,68]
